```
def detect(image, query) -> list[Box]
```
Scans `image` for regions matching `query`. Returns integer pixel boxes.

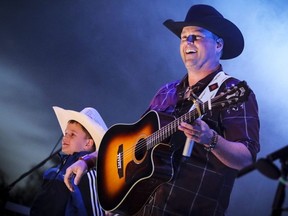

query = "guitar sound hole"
[135,138,147,161]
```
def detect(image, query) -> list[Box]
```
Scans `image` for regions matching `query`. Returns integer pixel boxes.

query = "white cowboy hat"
[53,106,108,151]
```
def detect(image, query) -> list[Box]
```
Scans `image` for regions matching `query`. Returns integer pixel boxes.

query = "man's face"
[62,122,91,155]
[180,26,221,69]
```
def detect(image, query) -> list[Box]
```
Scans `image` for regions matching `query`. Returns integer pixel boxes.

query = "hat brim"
[163,18,244,59]
[53,106,107,151]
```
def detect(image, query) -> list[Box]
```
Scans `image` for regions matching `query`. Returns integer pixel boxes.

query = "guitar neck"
[147,101,209,149]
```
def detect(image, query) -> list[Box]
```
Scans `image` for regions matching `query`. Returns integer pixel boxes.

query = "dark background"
[1,0,288,215]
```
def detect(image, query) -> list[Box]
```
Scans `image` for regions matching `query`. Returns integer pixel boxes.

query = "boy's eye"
[64,132,75,137]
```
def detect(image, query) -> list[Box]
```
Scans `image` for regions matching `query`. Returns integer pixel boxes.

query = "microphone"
[238,145,288,179]
[262,145,288,161]
[255,145,288,179]
[255,158,281,180]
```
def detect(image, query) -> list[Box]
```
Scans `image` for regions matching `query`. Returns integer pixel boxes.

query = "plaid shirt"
[137,70,260,216]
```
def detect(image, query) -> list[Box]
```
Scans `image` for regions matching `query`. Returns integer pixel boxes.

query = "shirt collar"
[177,65,223,95]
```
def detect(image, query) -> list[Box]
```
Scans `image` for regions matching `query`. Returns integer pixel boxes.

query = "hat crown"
[185,4,223,22]
[81,107,98,122]
[80,107,107,130]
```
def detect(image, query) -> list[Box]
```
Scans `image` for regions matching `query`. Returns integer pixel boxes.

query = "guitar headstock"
[211,81,251,110]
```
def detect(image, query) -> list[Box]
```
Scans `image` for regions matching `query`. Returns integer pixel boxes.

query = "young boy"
[30,106,107,216]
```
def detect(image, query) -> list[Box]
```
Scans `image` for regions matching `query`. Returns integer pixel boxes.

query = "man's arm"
[64,151,97,192]
[178,120,253,170]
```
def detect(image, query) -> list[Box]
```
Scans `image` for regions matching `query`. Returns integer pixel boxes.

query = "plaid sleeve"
[146,81,179,115]
[220,80,260,162]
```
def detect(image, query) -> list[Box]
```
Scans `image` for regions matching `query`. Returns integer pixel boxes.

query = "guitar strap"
[182,71,231,156]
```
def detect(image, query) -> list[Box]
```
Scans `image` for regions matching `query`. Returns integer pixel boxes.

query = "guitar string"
[118,106,202,162]
[119,103,206,161]
[118,99,236,162]
[119,117,181,162]
[117,83,243,161]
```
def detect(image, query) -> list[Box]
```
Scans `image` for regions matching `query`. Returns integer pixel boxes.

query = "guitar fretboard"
[146,101,209,149]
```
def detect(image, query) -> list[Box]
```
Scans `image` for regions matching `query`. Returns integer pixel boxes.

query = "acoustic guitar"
[97,81,251,215]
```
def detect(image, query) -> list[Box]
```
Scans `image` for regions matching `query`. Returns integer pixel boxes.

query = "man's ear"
[216,38,224,49]
[216,38,224,58]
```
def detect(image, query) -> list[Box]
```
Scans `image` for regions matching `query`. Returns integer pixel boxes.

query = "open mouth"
[185,49,196,54]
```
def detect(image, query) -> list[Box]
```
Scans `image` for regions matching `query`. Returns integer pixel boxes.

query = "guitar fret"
[147,107,203,149]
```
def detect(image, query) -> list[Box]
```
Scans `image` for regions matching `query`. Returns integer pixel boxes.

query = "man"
[64,4,260,216]
[30,106,107,216]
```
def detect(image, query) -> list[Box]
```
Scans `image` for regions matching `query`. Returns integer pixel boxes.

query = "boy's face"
[62,122,92,155]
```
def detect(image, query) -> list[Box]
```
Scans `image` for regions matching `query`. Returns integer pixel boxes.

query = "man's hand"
[178,118,213,144]
[64,160,88,192]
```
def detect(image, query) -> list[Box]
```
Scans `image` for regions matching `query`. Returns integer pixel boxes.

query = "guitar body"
[97,111,175,215]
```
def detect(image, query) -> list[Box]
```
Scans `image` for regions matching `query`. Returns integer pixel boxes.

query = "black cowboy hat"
[163,4,244,59]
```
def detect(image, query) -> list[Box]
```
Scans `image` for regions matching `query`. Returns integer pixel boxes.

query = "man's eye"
[194,35,203,40]
[181,36,188,41]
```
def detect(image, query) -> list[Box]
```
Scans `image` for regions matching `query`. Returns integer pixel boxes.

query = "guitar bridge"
[117,144,124,178]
